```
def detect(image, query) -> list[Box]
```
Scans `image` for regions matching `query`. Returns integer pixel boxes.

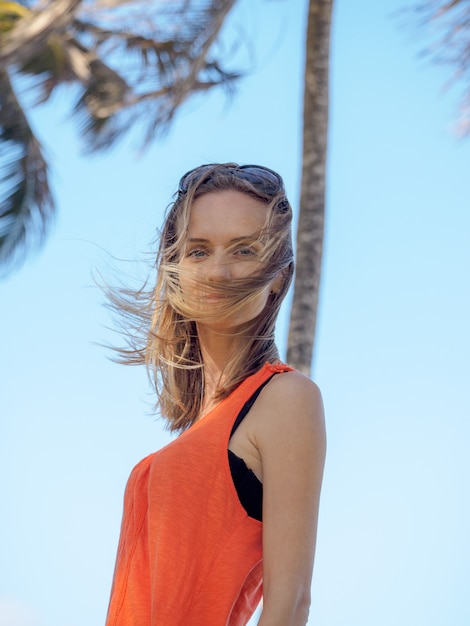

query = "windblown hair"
[108,163,294,432]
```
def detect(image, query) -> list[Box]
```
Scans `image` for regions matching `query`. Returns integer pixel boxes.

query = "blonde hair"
[109,163,294,431]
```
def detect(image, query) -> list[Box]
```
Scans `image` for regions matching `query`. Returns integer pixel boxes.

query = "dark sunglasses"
[177,163,285,195]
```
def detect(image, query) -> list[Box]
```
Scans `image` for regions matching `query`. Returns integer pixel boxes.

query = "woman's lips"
[202,292,227,301]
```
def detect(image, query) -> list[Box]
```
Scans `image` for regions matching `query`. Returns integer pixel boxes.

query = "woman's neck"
[196,324,248,412]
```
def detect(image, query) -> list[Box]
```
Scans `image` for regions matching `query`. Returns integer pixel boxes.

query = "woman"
[105,163,326,626]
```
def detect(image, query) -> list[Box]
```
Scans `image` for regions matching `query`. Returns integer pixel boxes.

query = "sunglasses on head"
[177,163,285,196]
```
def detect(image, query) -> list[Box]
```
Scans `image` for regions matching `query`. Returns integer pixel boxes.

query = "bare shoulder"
[255,370,326,444]
[266,370,323,403]
[261,370,324,421]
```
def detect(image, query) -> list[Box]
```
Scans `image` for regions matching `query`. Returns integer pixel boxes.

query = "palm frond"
[410,0,470,134]
[69,0,239,150]
[0,69,53,273]
[0,0,80,66]
[3,0,240,152]
[0,1,85,107]
[0,0,241,274]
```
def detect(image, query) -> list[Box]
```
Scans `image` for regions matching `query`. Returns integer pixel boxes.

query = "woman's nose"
[205,252,231,281]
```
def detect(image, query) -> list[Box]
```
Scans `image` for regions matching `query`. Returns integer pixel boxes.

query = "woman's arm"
[254,371,326,626]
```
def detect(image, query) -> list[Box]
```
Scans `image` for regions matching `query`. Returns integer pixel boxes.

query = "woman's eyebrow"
[187,235,260,244]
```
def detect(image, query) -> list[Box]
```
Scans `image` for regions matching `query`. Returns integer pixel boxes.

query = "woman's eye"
[187,248,207,258]
[235,247,257,257]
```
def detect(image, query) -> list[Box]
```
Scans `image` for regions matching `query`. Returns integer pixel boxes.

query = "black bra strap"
[229,373,277,438]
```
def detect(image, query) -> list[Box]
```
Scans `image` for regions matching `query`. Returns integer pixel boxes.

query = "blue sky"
[1,1,469,625]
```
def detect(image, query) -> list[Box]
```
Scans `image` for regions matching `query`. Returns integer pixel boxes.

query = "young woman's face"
[178,189,273,330]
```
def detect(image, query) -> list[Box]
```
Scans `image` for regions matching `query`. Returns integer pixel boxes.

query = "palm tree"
[287,0,333,376]
[0,0,237,273]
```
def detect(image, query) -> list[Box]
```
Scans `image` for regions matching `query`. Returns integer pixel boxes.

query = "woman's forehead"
[186,190,268,240]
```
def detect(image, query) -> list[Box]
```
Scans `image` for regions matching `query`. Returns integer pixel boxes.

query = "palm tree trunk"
[287,0,333,376]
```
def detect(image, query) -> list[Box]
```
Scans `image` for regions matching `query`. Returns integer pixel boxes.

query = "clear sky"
[1,1,469,625]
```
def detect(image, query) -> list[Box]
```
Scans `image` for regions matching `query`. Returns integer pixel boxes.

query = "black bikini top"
[228,375,275,522]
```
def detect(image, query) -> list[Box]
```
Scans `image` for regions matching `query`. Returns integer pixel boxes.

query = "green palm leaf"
[0,70,53,272]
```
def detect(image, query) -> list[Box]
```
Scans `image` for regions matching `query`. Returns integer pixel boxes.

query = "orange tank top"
[105,362,293,626]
